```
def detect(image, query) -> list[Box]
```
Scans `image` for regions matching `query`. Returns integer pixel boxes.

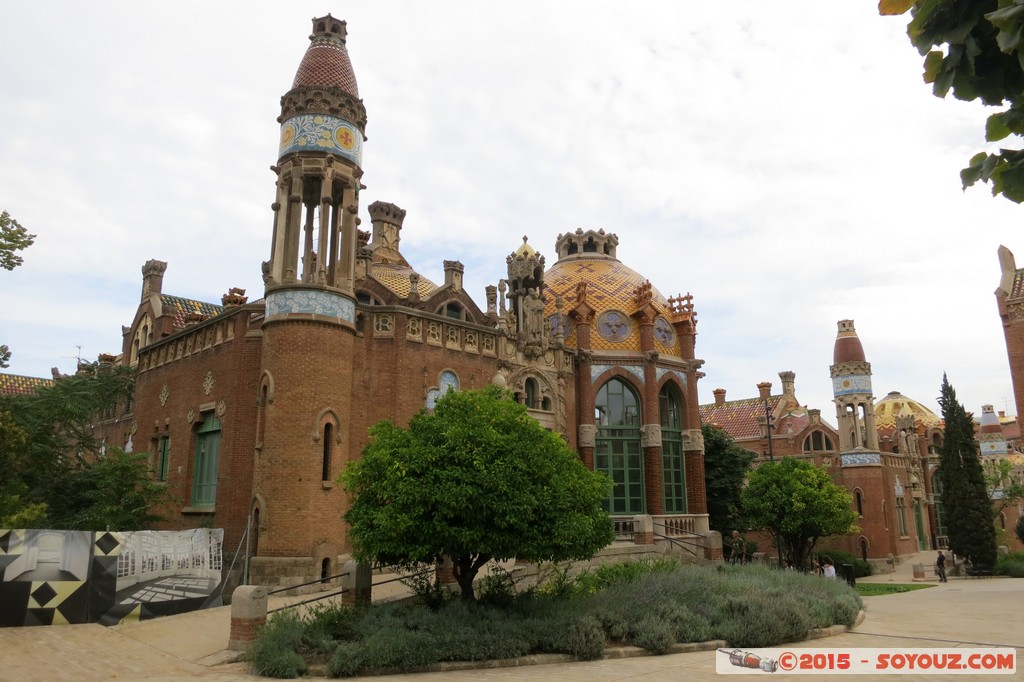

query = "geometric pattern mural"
[0,528,223,628]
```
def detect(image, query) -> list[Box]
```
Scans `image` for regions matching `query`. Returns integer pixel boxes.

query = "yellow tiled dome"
[874,391,941,433]
[543,256,679,355]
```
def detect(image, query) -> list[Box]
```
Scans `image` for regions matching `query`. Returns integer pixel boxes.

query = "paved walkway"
[0,553,1020,682]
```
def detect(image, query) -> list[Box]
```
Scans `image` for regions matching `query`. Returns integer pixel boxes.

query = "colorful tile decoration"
[279,114,363,166]
[265,289,356,322]
[543,258,678,355]
[0,373,53,396]
[160,295,223,331]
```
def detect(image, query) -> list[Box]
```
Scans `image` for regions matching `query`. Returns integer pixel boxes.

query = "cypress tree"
[937,374,997,571]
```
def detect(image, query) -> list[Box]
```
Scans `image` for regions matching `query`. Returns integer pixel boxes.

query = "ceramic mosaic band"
[279,114,363,165]
[265,289,355,323]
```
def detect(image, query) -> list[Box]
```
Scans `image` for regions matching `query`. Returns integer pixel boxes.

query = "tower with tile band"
[250,15,364,583]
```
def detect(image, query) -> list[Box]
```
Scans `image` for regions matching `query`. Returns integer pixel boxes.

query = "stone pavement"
[0,552,1020,682]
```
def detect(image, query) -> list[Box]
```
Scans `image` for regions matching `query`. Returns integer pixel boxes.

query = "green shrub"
[994,552,1024,577]
[357,628,439,670]
[248,611,309,679]
[564,615,605,660]
[629,616,674,654]
[715,592,812,648]
[305,602,361,642]
[477,564,522,608]
[326,641,364,678]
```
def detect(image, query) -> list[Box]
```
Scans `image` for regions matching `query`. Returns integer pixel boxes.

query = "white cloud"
[1,0,1019,421]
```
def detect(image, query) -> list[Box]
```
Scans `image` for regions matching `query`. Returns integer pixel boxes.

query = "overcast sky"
[2,1,1021,424]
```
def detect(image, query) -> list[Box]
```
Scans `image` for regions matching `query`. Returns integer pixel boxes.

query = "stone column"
[228,585,267,652]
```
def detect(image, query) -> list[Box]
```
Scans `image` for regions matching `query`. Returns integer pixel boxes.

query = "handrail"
[266,570,350,596]
[268,587,350,614]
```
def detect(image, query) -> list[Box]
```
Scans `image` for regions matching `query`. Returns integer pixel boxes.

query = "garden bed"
[248,560,864,679]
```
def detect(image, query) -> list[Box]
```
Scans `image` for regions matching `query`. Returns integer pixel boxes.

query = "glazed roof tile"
[543,257,680,355]
[700,395,782,440]
[292,33,359,95]
[160,295,224,331]
[370,263,439,299]
[0,373,53,396]
[1012,268,1024,299]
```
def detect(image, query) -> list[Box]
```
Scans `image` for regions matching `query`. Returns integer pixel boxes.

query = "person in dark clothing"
[936,551,947,582]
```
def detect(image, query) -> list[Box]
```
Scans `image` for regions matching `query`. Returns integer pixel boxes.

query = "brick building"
[75,15,710,588]
[702,320,945,564]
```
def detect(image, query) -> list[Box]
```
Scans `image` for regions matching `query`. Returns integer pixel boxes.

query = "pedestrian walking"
[936,550,947,582]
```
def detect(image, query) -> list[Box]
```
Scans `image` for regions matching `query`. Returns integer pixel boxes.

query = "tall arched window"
[595,378,644,514]
[322,422,333,481]
[524,378,538,410]
[659,383,686,513]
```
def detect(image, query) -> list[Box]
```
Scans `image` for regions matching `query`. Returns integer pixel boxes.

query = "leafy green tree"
[937,374,998,569]
[984,457,1024,520]
[0,362,169,530]
[881,1,1024,202]
[52,449,170,531]
[342,384,614,601]
[0,210,34,271]
[702,423,755,533]
[741,457,858,571]
[0,210,34,367]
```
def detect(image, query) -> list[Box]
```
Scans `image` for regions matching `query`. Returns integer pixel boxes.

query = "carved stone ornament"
[1009,302,1024,321]
[203,371,215,396]
[186,408,195,424]
[640,424,662,448]
[578,424,597,448]
[217,399,227,417]
[159,384,169,407]
[680,429,705,453]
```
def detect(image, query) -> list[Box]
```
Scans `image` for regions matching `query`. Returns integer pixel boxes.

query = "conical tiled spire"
[833,319,865,364]
[292,15,359,96]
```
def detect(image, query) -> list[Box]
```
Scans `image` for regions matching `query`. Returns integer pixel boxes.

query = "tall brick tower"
[250,15,366,586]
[831,319,880,452]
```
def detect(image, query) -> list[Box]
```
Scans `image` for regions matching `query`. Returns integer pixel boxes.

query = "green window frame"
[659,384,686,514]
[595,378,644,514]
[157,436,170,482]
[192,415,221,507]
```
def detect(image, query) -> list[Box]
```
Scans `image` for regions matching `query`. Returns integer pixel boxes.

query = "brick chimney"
[713,388,726,406]
[757,381,772,401]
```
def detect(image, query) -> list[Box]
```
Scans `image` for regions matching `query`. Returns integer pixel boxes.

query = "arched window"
[854,488,864,516]
[803,431,834,452]
[525,378,538,409]
[859,536,868,562]
[437,301,464,320]
[659,384,686,513]
[595,378,644,514]
[322,422,333,481]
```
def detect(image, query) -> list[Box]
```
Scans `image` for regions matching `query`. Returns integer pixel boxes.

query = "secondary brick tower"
[250,15,366,585]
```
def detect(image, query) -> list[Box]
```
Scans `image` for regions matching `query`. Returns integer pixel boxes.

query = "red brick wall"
[131,309,261,551]
[254,316,354,557]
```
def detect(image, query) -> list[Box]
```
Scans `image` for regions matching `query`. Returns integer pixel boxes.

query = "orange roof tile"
[0,373,53,397]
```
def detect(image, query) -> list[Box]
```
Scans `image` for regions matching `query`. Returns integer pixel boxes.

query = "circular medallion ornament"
[653,316,676,346]
[547,314,573,338]
[186,408,195,424]
[597,310,632,343]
